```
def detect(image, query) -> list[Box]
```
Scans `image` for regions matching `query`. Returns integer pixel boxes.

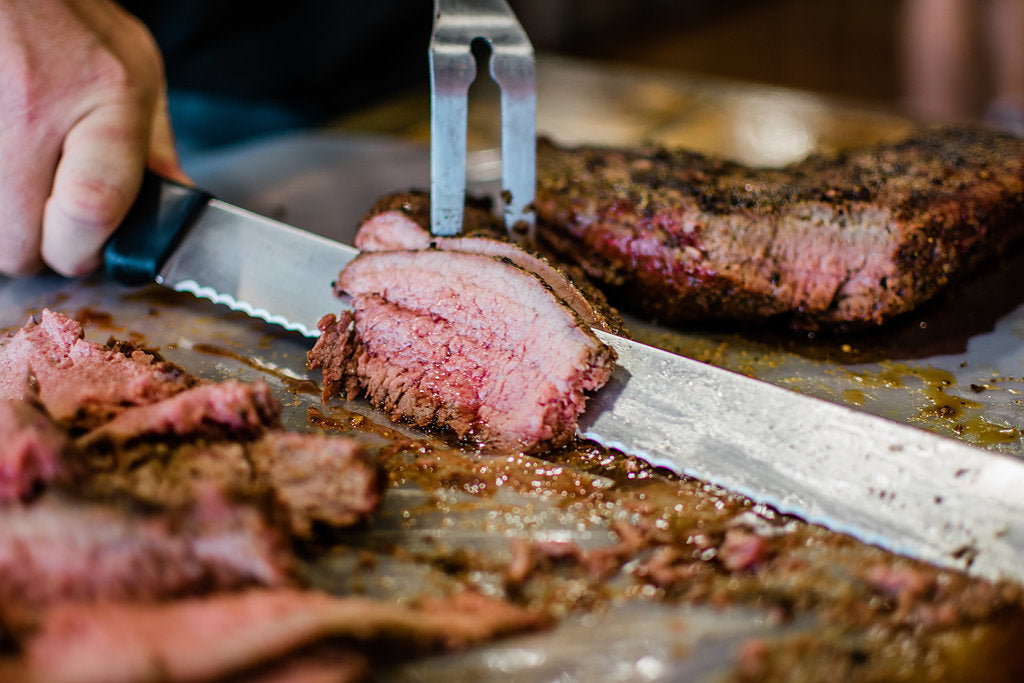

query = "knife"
[106,172,1024,585]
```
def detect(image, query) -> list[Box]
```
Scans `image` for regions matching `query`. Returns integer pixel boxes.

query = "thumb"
[41,99,148,277]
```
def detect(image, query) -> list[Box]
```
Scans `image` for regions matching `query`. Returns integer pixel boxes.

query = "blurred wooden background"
[515,0,902,108]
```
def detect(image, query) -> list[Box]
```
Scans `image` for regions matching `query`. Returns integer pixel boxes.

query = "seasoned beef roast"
[533,127,1024,329]
[309,249,616,453]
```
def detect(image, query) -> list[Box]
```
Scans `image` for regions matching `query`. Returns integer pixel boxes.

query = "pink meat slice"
[77,380,281,446]
[0,310,191,424]
[354,208,433,251]
[0,399,66,502]
[355,200,624,333]
[0,490,292,620]
[311,249,616,453]
[20,589,549,683]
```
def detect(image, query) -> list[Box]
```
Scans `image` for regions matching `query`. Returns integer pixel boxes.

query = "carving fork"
[429,0,536,237]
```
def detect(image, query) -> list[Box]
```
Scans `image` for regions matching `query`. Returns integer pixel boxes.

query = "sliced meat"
[74,440,257,507]
[310,249,617,453]
[0,490,292,621]
[77,380,281,447]
[0,399,66,502]
[355,203,433,251]
[308,311,361,403]
[355,195,625,334]
[76,431,381,538]
[356,189,505,247]
[17,588,549,683]
[0,310,192,426]
[533,127,1024,329]
[248,431,382,536]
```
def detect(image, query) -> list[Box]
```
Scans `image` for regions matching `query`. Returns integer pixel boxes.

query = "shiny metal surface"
[583,332,1024,584]
[157,199,358,338]
[430,0,535,236]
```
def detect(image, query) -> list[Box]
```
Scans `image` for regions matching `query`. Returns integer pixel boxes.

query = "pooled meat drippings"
[308,248,617,453]
[532,126,1024,329]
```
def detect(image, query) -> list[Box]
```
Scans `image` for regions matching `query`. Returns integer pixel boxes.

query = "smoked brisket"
[0,310,192,426]
[309,248,616,453]
[0,492,293,620]
[533,126,1024,329]
[14,589,549,683]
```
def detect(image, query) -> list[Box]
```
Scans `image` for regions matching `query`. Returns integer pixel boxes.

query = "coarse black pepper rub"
[534,126,1024,330]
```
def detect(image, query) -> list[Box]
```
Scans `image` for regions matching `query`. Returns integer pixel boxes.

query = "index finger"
[0,128,61,276]
[41,99,148,277]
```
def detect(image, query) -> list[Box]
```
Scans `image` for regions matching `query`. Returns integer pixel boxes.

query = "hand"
[0,0,188,277]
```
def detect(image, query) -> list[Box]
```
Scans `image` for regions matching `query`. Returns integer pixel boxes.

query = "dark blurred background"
[513,0,1024,131]
[520,1,897,101]
[138,0,1023,160]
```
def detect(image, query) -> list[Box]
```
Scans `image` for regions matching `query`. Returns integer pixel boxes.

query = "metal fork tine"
[430,0,536,238]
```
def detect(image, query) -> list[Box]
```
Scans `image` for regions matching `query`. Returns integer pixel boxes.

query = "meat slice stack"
[0,310,380,607]
[0,310,193,426]
[354,191,625,335]
[310,237,617,453]
[0,309,549,680]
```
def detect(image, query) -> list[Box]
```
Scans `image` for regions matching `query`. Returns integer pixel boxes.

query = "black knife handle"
[104,171,212,285]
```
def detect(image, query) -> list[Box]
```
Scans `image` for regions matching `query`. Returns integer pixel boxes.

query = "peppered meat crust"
[534,126,1024,330]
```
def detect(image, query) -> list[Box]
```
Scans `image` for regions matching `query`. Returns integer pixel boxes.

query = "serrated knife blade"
[584,331,1024,584]
[158,200,355,338]
[106,172,357,338]
[106,172,1024,585]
